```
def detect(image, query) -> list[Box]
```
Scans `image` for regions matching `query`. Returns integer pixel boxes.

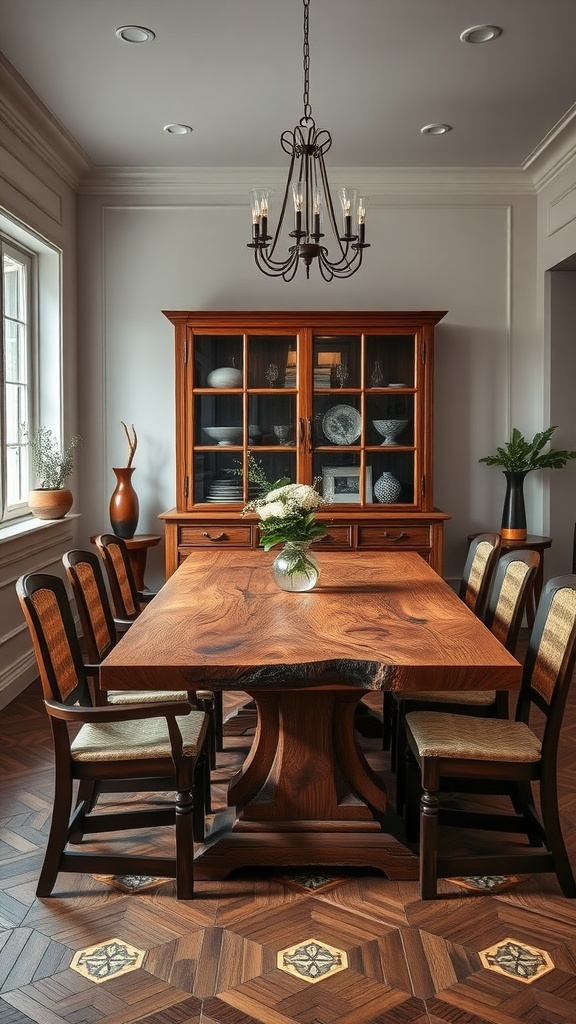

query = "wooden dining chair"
[16,571,210,899]
[63,548,217,777]
[404,574,576,899]
[383,531,502,752]
[393,548,540,813]
[94,533,224,751]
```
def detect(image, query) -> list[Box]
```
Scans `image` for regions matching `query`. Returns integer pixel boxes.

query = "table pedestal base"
[194,687,418,880]
[194,813,418,880]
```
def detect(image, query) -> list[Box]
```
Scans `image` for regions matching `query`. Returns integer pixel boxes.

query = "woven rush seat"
[70,709,207,761]
[400,689,496,706]
[405,710,541,762]
[106,688,212,704]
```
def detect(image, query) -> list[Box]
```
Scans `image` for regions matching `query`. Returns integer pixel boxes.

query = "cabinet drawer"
[313,526,352,548]
[179,525,252,547]
[357,525,431,549]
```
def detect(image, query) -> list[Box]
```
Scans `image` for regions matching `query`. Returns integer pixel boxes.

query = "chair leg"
[403,750,421,844]
[539,774,576,897]
[382,692,392,751]
[395,711,409,815]
[174,786,195,900]
[37,770,73,898]
[419,786,440,900]
[192,755,208,841]
[214,689,224,752]
[69,780,99,843]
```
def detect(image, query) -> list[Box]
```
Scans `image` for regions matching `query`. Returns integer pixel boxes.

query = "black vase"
[500,470,527,541]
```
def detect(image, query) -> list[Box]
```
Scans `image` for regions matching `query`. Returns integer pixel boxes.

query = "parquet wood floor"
[2,646,576,1024]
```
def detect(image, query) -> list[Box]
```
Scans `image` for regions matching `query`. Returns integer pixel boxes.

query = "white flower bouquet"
[242,481,328,551]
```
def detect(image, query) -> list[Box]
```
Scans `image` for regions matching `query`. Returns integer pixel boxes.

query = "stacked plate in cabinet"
[205,478,260,503]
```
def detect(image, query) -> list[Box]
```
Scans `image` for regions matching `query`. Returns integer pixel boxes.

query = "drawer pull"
[202,531,228,542]
[382,531,407,543]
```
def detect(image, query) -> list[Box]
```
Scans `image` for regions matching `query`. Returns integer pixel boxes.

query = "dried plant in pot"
[27,428,82,520]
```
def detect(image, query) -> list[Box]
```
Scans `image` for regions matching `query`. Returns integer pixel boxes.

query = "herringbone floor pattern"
[2,650,576,1024]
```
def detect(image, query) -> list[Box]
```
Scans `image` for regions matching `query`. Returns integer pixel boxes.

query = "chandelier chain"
[302,0,311,122]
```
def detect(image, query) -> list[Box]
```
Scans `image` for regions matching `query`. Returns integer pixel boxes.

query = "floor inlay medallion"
[96,873,168,892]
[70,937,145,984]
[275,871,340,892]
[277,937,348,984]
[451,874,519,892]
[478,937,554,983]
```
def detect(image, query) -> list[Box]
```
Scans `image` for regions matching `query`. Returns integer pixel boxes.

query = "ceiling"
[1,0,576,172]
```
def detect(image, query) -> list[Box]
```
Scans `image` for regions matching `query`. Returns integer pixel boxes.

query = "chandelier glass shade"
[247,0,369,282]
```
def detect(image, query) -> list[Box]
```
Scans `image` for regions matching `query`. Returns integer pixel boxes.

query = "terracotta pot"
[28,488,73,520]
[109,467,139,539]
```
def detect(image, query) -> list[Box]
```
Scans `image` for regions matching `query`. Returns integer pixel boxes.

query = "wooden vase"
[109,467,139,539]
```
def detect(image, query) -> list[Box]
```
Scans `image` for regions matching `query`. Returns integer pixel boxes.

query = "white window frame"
[1,238,34,521]
[0,211,63,528]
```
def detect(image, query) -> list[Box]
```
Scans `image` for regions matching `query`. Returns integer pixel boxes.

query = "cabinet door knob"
[202,531,228,541]
[382,531,407,542]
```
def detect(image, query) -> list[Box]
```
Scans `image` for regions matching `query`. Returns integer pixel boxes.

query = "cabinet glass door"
[312,332,418,507]
[191,331,299,504]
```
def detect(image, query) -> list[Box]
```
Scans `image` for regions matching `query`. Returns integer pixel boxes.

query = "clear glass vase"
[272,542,320,592]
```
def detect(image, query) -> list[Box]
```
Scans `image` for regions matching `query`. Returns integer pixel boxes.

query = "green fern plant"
[479,426,576,473]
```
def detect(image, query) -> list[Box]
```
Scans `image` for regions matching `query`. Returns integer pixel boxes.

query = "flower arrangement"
[242,481,328,551]
[28,427,82,489]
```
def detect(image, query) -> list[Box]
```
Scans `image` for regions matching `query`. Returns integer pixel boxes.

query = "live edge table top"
[99,549,521,696]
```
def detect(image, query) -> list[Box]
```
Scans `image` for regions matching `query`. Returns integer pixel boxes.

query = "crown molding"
[0,52,90,189]
[522,102,576,193]
[77,164,532,198]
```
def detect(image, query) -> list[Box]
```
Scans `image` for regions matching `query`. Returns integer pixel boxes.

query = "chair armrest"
[44,698,194,723]
[113,616,134,634]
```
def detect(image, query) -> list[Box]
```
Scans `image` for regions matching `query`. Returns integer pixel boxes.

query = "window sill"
[0,513,80,545]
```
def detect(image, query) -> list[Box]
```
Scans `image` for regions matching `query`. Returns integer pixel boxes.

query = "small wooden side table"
[467,533,552,628]
[91,533,161,592]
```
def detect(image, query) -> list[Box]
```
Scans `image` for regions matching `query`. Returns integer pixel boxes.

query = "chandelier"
[247,0,369,282]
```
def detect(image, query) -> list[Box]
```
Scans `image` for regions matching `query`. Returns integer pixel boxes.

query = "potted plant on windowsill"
[479,426,576,540]
[27,427,82,520]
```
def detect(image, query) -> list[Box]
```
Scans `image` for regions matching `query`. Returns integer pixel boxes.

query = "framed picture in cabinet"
[322,466,372,503]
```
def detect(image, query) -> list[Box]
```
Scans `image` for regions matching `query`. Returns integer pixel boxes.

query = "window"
[0,213,62,528]
[1,238,34,522]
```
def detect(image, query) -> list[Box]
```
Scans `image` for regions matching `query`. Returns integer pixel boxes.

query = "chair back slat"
[63,549,117,664]
[485,549,539,653]
[459,533,501,618]
[94,533,140,619]
[518,576,576,740]
[16,573,92,706]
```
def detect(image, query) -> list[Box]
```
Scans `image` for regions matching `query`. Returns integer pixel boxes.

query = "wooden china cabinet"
[160,310,449,578]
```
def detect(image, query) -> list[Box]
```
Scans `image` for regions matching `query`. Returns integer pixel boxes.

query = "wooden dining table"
[99,549,522,880]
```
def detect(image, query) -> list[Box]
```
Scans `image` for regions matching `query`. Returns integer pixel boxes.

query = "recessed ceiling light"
[460,24,502,44]
[163,124,193,135]
[420,124,452,136]
[115,25,156,44]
